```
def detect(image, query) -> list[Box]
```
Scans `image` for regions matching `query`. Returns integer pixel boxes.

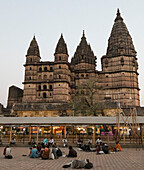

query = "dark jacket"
[67,148,77,157]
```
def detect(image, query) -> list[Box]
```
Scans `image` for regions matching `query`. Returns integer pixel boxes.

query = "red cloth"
[3,147,6,155]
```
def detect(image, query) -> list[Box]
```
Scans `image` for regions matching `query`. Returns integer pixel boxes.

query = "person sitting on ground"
[30,145,38,158]
[67,146,77,157]
[115,141,121,152]
[41,146,50,160]
[37,143,41,153]
[40,145,45,157]
[62,159,93,169]
[49,137,54,146]
[62,138,67,147]
[52,144,58,159]
[3,145,13,159]
[42,137,48,146]
[56,146,62,157]
[10,137,15,145]
[49,145,55,159]
[102,143,109,154]
[96,142,101,154]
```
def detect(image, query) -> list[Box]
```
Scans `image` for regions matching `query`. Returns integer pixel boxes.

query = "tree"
[71,80,104,116]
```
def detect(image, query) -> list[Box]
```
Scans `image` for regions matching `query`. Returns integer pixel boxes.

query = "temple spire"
[106,9,136,57]
[115,8,123,22]
[55,34,68,55]
[27,36,40,56]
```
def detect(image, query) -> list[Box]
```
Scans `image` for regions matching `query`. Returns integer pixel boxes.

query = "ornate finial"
[82,30,85,37]
[33,34,35,39]
[60,33,63,38]
[117,8,120,16]
[115,8,123,22]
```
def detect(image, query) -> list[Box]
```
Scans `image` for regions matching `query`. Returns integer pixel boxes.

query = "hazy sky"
[0,0,144,107]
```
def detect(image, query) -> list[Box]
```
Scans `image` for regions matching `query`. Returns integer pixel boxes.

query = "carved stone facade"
[17,10,140,110]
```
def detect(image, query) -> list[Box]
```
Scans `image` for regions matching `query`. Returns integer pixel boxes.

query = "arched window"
[81,74,84,78]
[59,75,61,79]
[39,67,42,71]
[43,85,47,90]
[59,65,61,69]
[29,77,31,80]
[132,59,135,67]
[43,93,46,98]
[121,57,124,66]
[30,67,32,70]
[50,67,53,71]
[44,75,47,80]
[50,93,52,96]
[38,85,41,90]
[49,75,52,79]
[49,85,53,90]
[30,58,32,62]
[44,67,47,71]
[59,56,61,60]
[86,74,89,78]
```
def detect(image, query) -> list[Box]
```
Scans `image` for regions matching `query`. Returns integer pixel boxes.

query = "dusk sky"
[0,0,144,107]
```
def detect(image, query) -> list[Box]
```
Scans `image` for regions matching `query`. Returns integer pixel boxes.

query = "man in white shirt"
[49,137,54,145]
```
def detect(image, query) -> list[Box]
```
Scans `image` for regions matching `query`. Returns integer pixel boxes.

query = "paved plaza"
[0,147,143,170]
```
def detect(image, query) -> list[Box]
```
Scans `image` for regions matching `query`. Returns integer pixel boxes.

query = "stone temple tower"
[23,36,41,102]
[101,9,140,107]
[53,34,71,102]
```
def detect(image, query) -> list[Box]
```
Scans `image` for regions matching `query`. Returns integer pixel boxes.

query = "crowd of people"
[2,136,122,169]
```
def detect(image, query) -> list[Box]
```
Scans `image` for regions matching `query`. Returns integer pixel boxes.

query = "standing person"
[96,137,102,145]
[3,145,13,159]
[62,138,67,147]
[67,146,77,157]
[42,137,48,146]
[30,145,38,158]
[49,137,54,146]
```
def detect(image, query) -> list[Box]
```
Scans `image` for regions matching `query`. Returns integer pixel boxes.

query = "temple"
[5,9,141,117]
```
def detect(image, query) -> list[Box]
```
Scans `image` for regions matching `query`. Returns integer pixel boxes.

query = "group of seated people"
[29,143,63,159]
[96,137,121,154]
[29,140,77,159]
[77,137,121,154]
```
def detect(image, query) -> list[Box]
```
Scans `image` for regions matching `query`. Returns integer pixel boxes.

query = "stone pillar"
[36,126,39,144]
[72,125,74,143]
[64,126,66,138]
[29,126,32,142]
[141,125,143,147]
[9,125,12,143]
[92,126,96,145]
[123,128,126,145]
[51,125,53,136]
